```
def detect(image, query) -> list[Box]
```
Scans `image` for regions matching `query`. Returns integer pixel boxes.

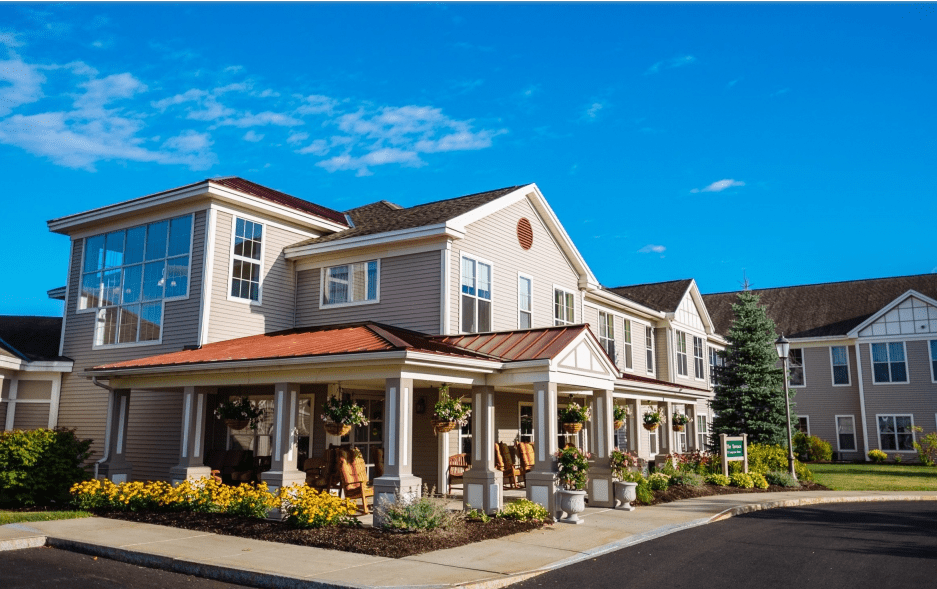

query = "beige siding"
[207,210,308,343]
[655,328,671,382]
[450,198,581,334]
[16,380,53,400]
[295,251,441,334]
[412,387,442,486]
[13,403,50,430]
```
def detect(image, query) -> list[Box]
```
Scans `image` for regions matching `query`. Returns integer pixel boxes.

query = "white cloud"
[0,49,46,116]
[690,179,746,193]
[645,55,697,75]
[286,131,309,145]
[296,138,329,156]
[0,32,24,48]
[317,148,424,177]
[638,244,666,254]
[583,102,604,120]
[223,65,243,73]
[296,94,337,115]
[242,130,264,142]
[215,111,302,128]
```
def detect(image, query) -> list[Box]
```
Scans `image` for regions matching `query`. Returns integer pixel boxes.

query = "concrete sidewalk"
[2,491,936,589]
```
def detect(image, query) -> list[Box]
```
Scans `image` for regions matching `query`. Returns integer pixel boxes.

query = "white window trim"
[318,259,382,309]
[598,310,617,365]
[622,318,634,372]
[789,348,806,388]
[646,326,655,376]
[834,415,857,452]
[226,213,266,306]
[91,305,165,351]
[553,284,577,326]
[870,341,910,385]
[875,413,916,453]
[518,272,534,330]
[519,401,534,443]
[696,413,709,450]
[693,335,706,382]
[797,415,810,435]
[675,330,688,378]
[929,339,937,384]
[458,253,495,334]
[829,346,852,387]
[518,400,579,447]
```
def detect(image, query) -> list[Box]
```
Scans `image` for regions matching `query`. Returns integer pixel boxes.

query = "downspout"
[854,342,871,461]
[91,377,115,479]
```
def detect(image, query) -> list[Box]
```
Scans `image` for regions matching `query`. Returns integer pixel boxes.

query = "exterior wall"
[411,387,441,486]
[13,403,49,430]
[0,401,6,431]
[450,198,581,334]
[655,327,671,382]
[582,302,651,375]
[295,250,442,334]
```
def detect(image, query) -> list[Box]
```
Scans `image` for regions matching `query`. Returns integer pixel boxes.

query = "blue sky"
[2,3,935,317]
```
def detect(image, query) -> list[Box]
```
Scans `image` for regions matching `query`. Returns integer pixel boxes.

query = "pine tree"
[710,291,793,446]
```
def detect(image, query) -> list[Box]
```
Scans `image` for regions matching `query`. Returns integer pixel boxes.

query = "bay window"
[461,256,491,333]
[322,260,379,306]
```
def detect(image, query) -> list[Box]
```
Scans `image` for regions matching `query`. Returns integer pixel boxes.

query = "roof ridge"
[607,278,694,290]
[702,272,937,297]
[401,184,527,212]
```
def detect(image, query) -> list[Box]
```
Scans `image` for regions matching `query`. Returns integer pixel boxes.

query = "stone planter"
[557,489,587,524]
[613,481,637,511]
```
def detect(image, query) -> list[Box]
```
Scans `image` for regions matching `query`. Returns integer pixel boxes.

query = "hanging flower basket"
[324,421,352,437]
[672,424,686,432]
[214,397,262,431]
[671,412,689,432]
[613,420,625,431]
[643,422,659,432]
[563,422,584,434]
[558,401,590,436]
[613,406,630,433]
[432,419,458,434]
[224,419,251,431]
[432,385,470,436]
[321,397,367,438]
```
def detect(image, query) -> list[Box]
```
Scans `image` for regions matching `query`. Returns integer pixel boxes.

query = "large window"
[80,214,192,347]
[836,415,857,452]
[598,311,616,362]
[554,288,575,326]
[230,217,263,302]
[830,346,850,385]
[697,414,709,450]
[461,256,491,333]
[676,331,688,377]
[871,342,908,383]
[623,319,633,370]
[646,326,655,374]
[322,260,379,306]
[789,348,805,386]
[518,275,532,329]
[931,340,937,382]
[693,336,705,380]
[709,347,724,386]
[877,414,914,451]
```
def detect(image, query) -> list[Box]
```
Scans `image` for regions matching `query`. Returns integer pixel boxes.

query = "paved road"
[0,545,248,588]
[513,502,937,588]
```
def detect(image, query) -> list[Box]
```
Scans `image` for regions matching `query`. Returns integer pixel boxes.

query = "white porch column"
[325,383,342,448]
[437,419,449,494]
[587,389,615,507]
[655,400,672,465]
[260,383,306,493]
[526,381,559,519]
[627,398,642,456]
[462,385,502,514]
[170,386,214,484]
[685,404,697,452]
[97,388,133,483]
[374,376,421,527]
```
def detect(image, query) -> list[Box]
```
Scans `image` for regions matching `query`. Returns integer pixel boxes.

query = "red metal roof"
[210,177,348,226]
[431,325,591,362]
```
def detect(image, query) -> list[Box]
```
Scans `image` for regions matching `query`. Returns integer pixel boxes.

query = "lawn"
[810,463,937,491]
[0,511,91,525]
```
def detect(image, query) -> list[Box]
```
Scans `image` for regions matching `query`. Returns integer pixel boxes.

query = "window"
[789,348,805,386]
[322,260,378,306]
[836,416,856,452]
[554,288,575,326]
[461,256,492,333]
[648,425,658,454]
[693,336,705,380]
[518,275,532,329]
[229,217,263,302]
[460,415,473,457]
[709,347,724,386]
[929,340,937,382]
[645,326,655,374]
[697,414,709,450]
[871,342,908,383]
[877,414,914,451]
[598,312,616,362]
[796,416,810,434]
[80,215,192,347]
[623,319,633,370]
[830,346,850,385]
[519,404,533,443]
[676,331,688,377]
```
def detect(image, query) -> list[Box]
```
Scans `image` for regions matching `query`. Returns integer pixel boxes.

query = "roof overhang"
[284,223,461,260]
[583,288,666,321]
[0,356,73,373]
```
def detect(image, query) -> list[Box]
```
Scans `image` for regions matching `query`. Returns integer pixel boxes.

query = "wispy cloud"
[770,87,791,97]
[242,130,264,142]
[645,55,697,75]
[583,101,604,121]
[638,244,666,254]
[690,179,746,193]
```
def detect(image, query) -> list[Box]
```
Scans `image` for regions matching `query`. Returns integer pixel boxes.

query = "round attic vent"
[517,218,533,250]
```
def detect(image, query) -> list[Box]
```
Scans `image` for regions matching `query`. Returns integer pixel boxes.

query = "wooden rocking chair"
[515,441,536,476]
[337,448,374,514]
[495,442,524,489]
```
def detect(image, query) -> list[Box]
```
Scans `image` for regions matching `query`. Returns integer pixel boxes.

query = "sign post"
[720,433,748,477]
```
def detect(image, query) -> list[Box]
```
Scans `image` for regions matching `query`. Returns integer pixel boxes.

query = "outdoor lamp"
[776,334,797,479]
[775,335,790,360]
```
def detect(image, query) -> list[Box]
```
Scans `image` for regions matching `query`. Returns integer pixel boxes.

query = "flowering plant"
[214,397,262,430]
[613,405,631,422]
[433,385,471,426]
[558,401,592,425]
[643,409,664,426]
[555,446,591,490]
[671,412,689,426]
[610,448,639,480]
[321,397,369,427]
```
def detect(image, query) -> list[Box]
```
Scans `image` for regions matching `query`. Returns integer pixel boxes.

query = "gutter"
[90,377,115,479]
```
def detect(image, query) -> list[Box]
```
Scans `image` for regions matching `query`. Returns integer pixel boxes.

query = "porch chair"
[495,442,524,489]
[447,453,471,495]
[371,447,384,478]
[515,441,536,475]
[336,447,374,514]
[306,447,342,492]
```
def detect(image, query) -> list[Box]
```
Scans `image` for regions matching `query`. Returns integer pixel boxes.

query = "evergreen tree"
[710,291,794,446]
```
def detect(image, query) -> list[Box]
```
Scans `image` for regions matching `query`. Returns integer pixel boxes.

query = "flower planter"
[613,481,637,511]
[562,422,584,434]
[557,489,587,524]
[643,422,659,432]
[224,419,250,431]
[672,424,686,432]
[613,420,624,431]
[432,419,458,435]
[324,422,352,437]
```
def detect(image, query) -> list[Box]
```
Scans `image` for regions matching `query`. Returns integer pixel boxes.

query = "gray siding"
[295,250,442,334]
[13,403,50,430]
[450,198,581,334]
[0,401,7,430]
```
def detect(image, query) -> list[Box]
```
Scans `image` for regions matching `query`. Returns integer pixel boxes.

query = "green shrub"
[619,471,646,484]
[764,470,800,487]
[0,428,93,507]
[730,473,754,489]
[648,472,671,491]
[705,474,731,486]
[670,472,704,487]
[501,498,551,522]
[913,432,937,466]
[376,488,463,532]
[793,433,833,462]
[635,481,654,505]
[868,448,887,463]
[749,472,769,489]
[745,443,813,481]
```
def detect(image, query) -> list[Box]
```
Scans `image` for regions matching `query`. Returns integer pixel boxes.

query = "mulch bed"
[648,481,829,505]
[98,511,547,558]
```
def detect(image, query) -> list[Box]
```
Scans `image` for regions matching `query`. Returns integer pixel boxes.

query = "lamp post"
[775,335,797,479]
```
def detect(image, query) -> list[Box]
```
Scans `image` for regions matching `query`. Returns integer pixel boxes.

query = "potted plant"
[555,446,591,524]
[643,408,664,431]
[613,405,630,431]
[671,412,689,432]
[432,384,471,434]
[610,448,639,510]
[214,397,262,430]
[321,397,368,437]
[558,401,591,434]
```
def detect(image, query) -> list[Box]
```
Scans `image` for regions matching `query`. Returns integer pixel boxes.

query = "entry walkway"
[2,491,936,589]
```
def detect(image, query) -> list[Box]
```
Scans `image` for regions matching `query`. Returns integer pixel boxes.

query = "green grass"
[0,510,92,525]
[811,463,937,491]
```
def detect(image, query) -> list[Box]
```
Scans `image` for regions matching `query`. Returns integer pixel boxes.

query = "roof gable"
[850,290,937,338]
[607,279,694,313]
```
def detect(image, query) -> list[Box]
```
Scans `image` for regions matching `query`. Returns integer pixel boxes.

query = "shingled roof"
[605,279,694,313]
[0,316,67,362]
[702,273,937,339]
[209,177,348,225]
[291,185,526,247]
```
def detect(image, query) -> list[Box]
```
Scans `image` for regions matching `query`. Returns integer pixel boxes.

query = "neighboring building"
[704,274,937,462]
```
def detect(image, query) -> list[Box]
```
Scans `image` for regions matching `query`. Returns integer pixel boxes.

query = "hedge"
[0,428,93,507]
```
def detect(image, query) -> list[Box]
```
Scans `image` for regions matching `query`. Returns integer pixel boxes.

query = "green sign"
[726,439,745,459]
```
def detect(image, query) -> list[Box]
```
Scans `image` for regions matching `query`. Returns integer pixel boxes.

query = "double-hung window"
[931,340,937,382]
[461,256,491,333]
[877,414,914,451]
[230,217,263,302]
[675,331,688,377]
[709,347,724,386]
[598,312,616,362]
[836,416,857,452]
[518,275,532,329]
[554,288,575,326]
[80,214,192,347]
[871,342,908,383]
[322,260,379,306]
[830,346,850,385]
[789,348,805,386]
[693,336,705,380]
[645,326,655,374]
[697,414,709,450]
[622,319,633,370]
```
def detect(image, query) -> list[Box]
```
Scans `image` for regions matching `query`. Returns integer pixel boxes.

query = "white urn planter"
[557,489,587,524]
[613,481,637,511]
